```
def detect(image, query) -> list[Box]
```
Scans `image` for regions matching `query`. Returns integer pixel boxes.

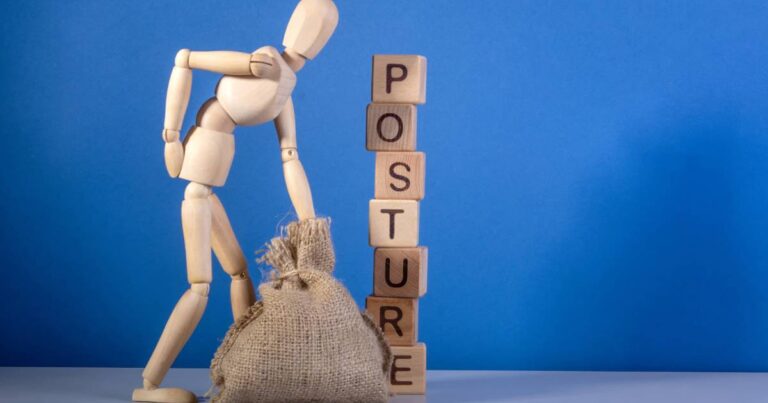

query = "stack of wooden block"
[364,55,428,395]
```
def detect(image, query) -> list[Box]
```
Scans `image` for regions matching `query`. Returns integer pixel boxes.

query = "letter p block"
[372,55,427,104]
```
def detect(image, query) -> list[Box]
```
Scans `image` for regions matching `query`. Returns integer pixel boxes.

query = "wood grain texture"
[374,152,425,200]
[366,103,417,151]
[389,343,427,395]
[373,247,428,298]
[369,199,419,247]
[365,296,418,346]
[372,55,427,104]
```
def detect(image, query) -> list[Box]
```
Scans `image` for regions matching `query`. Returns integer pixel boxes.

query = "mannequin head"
[283,0,339,63]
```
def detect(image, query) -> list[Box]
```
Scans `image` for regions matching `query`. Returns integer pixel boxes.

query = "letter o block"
[366,103,417,151]
[372,55,427,104]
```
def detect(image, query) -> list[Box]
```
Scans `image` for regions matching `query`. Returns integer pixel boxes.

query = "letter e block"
[369,200,419,247]
[373,247,428,298]
[365,296,418,346]
[366,103,417,151]
[372,55,427,104]
[390,343,427,395]
[375,152,425,200]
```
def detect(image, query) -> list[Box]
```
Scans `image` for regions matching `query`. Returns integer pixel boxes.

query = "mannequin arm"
[274,97,316,220]
[161,51,193,177]
[165,49,278,133]
[180,49,279,78]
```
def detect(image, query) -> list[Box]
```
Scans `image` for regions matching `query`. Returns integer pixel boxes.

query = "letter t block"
[369,200,419,247]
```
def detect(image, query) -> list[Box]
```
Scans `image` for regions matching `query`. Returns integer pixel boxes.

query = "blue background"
[2,0,768,371]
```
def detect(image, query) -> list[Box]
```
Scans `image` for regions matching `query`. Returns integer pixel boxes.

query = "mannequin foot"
[133,380,197,403]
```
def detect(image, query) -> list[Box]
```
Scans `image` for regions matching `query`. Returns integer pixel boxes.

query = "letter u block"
[365,296,418,346]
[373,247,428,298]
[371,55,427,104]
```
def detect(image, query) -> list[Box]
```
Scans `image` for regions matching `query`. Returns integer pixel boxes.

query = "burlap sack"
[210,218,392,402]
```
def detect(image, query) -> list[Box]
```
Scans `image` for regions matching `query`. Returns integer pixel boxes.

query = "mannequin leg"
[134,182,213,403]
[210,193,255,320]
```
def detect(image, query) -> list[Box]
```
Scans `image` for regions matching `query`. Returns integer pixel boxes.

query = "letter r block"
[390,343,427,395]
[366,103,417,151]
[373,247,428,298]
[365,296,418,346]
[372,55,427,104]
[375,152,425,200]
[369,200,419,247]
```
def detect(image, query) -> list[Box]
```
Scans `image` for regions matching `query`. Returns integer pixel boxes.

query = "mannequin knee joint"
[281,148,299,162]
[185,182,211,200]
[191,283,210,296]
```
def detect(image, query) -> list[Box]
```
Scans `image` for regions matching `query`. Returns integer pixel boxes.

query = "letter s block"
[373,247,428,298]
[375,152,425,200]
[366,103,417,151]
[365,296,418,346]
[390,343,427,395]
[369,200,419,247]
[371,55,427,104]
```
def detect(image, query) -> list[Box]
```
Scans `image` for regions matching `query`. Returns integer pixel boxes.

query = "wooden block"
[366,103,417,151]
[390,343,427,395]
[369,200,419,247]
[365,296,418,346]
[373,247,428,298]
[372,55,427,104]
[374,152,425,200]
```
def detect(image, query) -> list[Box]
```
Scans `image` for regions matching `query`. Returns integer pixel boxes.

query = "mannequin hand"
[162,129,184,178]
[250,53,280,80]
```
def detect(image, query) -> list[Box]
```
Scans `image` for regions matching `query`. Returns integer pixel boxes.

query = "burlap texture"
[210,218,392,402]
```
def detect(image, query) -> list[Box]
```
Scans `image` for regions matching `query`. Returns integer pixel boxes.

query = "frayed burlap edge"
[257,217,334,275]
[210,301,265,391]
[361,311,394,376]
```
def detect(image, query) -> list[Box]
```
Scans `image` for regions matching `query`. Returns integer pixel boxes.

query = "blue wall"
[2,0,768,371]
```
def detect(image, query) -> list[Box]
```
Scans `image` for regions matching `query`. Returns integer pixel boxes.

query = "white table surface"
[0,367,765,402]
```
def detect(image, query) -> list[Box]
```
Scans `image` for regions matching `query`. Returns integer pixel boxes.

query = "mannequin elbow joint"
[281,148,299,162]
[175,49,191,68]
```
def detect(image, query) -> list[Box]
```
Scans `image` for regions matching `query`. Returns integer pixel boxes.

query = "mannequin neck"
[282,49,307,73]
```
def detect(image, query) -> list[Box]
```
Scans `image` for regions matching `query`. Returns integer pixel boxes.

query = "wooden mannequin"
[133,1,339,402]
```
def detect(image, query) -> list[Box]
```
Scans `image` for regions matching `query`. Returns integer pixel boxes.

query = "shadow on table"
[390,371,713,403]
